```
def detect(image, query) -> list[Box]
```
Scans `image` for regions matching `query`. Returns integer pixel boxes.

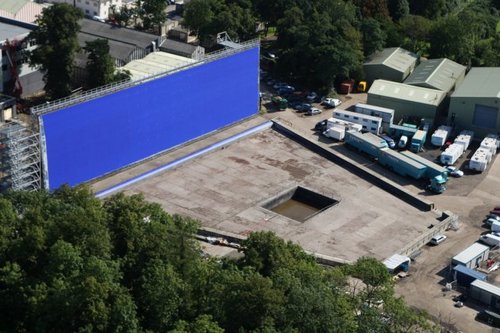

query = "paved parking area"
[123,129,441,263]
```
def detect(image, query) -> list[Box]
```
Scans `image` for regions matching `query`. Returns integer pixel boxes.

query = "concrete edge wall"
[396,211,457,257]
[271,119,435,212]
[198,227,352,266]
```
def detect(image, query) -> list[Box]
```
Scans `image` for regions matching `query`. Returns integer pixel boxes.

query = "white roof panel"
[383,254,410,270]
[471,279,500,297]
[453,242,490,264]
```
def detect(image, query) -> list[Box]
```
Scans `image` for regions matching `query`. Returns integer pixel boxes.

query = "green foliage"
[275,1,363,91]
[139,0,168,31]
[388,0,409,20]
[184,0,258,43]
[398,15,432,54]
[361,18,387,56]
[28,4,83,99]
[0,188,438,332]
[84,39,116,89]
[353,0,390,19]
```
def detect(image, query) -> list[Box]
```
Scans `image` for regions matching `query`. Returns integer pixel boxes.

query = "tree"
[361,18,387,56]
[388,0,409,20]
[398,15,432,54]
[28,4,83,99]
[428,16,473,64]
[275,1,363,91]
[353,0,390,19]
[84,39,116,89]
[139,0,168,31]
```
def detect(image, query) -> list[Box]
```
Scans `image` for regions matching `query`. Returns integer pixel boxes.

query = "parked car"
[445,166,464,178]
[491,209,500,216]
[485,218,500,227]
[306,92,318,102]
[273,82,287,90]
[314,119,328,132]
[296,103,312,113]
[266,79,276,86]
[322,98,342,108]
[430,234,447,245]
[487,214,500,221]
[307,107,322,115]
[278,86,295,95]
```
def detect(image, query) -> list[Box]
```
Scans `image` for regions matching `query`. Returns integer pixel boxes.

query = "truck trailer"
[344,131,447,193]
[410,130,427,153]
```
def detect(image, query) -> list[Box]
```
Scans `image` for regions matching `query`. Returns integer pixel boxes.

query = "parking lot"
[260,93,500,332]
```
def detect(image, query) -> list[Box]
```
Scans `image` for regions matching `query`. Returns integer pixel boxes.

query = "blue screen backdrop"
[41,46,259,190]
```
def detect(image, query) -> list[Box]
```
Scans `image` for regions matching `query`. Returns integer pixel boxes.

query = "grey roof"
[160,38,197,55]
[452,67,500,98]
[368,79,447,106]
[0,21,31,42]
[471,279,500,297]
[404,58,466,92]
[364,47,418,73]
[78,19,159,49]
[77,33,137,62]
[453,242,489,264]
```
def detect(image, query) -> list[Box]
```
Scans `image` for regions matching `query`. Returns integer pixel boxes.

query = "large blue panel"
[42,47,259,190]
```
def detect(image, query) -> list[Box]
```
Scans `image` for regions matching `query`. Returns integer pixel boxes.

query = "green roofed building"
[363,47,419,85]
[448,68,500,138]
[367,79,447,122]
[404,58,466,94]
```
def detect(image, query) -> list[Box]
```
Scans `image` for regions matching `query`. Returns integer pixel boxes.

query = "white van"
[492,221,500,233]
[398,135,408,149]
[480,233,500,247]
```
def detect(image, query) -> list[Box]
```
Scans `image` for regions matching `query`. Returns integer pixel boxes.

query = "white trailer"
[333,109,383,134]
[480,135,499,155]
[454,130,474,151]
[323,118,362,140]
[469,150,489,172]
[440,143,464,165]
[354,103,394,131]
[452,242,490,269]
[431,126,452,147]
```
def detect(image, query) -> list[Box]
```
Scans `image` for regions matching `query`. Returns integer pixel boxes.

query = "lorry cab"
[398,136,408,149]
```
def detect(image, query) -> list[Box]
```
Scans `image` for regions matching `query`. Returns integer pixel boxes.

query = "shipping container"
[378,148,427,179]
[400,150,448,180]
[452,242,490,269]
[344,130,388,158]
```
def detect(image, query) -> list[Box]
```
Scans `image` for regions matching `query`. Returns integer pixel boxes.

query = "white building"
[46,0,121,18]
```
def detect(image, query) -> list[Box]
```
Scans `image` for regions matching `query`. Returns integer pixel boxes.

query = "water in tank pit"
[271,198,321,222]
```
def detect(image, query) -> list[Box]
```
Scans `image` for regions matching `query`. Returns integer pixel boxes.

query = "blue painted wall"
[41,47,259,190]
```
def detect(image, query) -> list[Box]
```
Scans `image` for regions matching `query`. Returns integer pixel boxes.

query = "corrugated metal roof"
[122,51,195,81]
[452,67,500,98]
[364,47,418,73]
[0,21,31,42]
[368,79,447,106]
[79,19,159,49]
[404,58,466,92]
[0,0,28,15]
[453,264,487,281]
[471,279,500,297]
[160,38,198,55]
[453,242,490,264]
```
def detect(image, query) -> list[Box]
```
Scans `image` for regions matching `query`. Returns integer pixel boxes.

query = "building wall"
[448,96,500,138]
[364,64,405,86]
[47,0,121,18]
[39,45,260,190]
[367,94,441,123]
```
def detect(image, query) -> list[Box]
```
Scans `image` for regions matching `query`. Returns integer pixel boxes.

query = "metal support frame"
[0,121,41,191]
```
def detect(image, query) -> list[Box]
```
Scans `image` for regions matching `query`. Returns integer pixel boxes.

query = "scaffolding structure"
[0,121,41,191]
